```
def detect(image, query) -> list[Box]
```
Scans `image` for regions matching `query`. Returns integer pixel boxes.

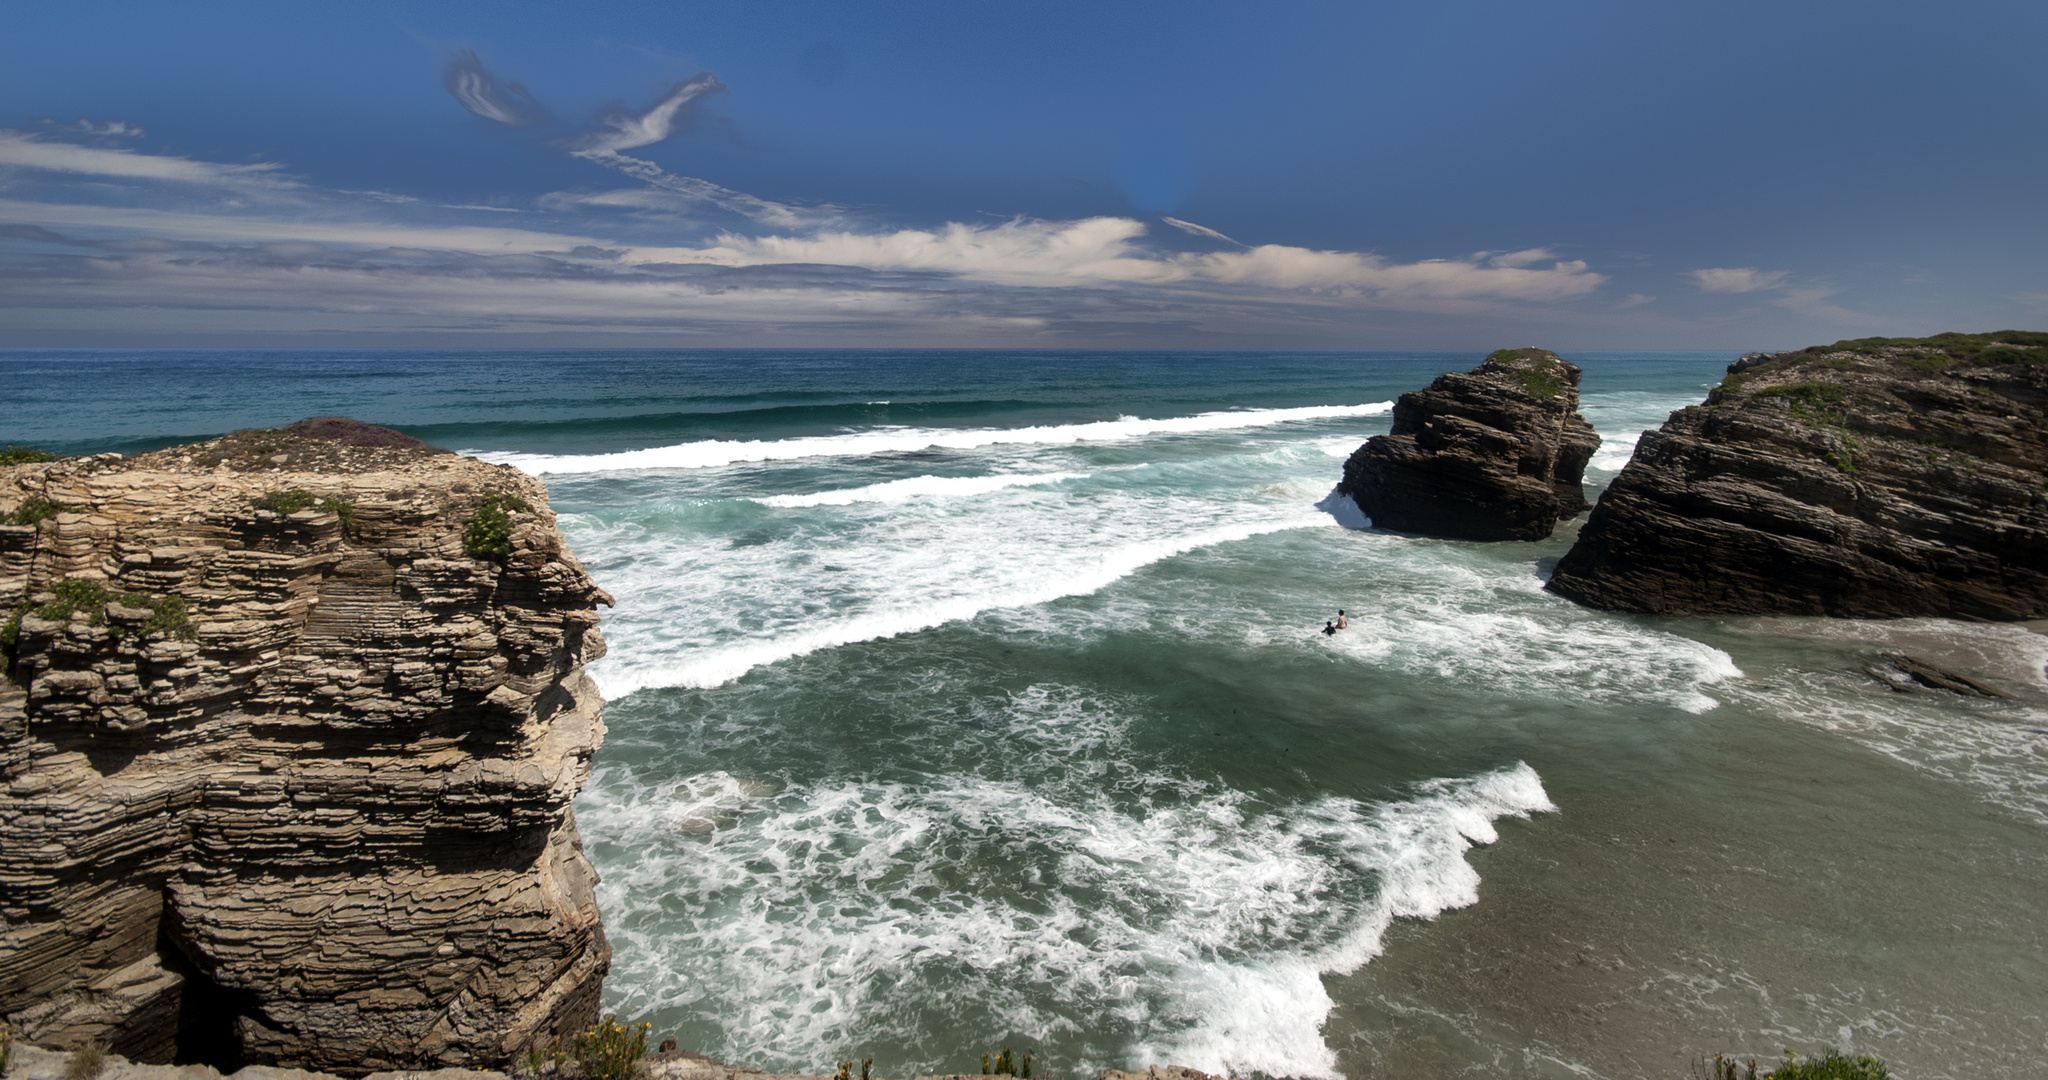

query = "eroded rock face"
[0,424,612,1074]
[1339,348,1601,540]
[1548,332,2048,617]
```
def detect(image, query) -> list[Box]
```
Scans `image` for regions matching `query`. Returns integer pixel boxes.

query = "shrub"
[0,446,56,466]
[981,1046,1032,1078]
[63,1043,106,1080]
[463,493,532,560]
[1707,1048,1889,1080]
[1767,1047,1889,1079]
[2,578,195,679]
[251,488,316,514]
[1751,383,1846,407]
[316,495,356,532]
[139,594,193,639]
[5,496,73,526]
[572,1015,648,1080]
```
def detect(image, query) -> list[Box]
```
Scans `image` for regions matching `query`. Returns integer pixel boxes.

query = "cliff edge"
[1339,348,1601,541]
[1548,332,2048,617]
[0,420,613,1073]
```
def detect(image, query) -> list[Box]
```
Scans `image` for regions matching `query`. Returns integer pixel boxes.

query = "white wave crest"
[1591,431,1642,472]
[588,507,1332,696]
[475,402,1393,475]
[749,471,1090,507]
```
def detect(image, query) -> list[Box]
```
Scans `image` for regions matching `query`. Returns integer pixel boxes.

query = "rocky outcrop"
[1339,348,1601,541]
[0,420,612,1073]
[1548,332,2048,617]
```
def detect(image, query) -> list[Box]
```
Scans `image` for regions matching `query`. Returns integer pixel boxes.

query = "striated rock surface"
[0,420,612,1074]
[1548,332,2048,617]
[1339,348,1601,541]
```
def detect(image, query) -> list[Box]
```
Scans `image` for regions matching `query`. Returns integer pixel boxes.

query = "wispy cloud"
[1160,216,1240,245]
[567,76,833,228]
[1687,266,1788,293]
[1687,265,1869,322]
[1773,285,1862,321]
[443,48,550,127]
[45,118,146,138]
[440,53,826,228]
[0,129,287,189]
[573,74,726,156]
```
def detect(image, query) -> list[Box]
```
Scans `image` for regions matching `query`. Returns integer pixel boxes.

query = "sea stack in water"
[1340,348,1601,540]
[0,420,612,1072]
[1548,332,2048,618]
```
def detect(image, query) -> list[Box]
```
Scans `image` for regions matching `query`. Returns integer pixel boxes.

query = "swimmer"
[1321,620,1337,636]
[1336,609,1348,630]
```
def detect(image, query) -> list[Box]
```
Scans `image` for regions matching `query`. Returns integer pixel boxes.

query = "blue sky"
[2,0,2043,349]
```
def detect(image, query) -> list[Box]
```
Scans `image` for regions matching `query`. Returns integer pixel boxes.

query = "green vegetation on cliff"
[1709,1047,1890,1079]
[0,446,56,466]
[1802,329,2048,366]
[464,493,534,559]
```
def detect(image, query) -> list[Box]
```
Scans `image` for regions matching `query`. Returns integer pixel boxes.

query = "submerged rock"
[1548,331,2048,618]
[1339,348,1601,540]
[0,422,612,1073]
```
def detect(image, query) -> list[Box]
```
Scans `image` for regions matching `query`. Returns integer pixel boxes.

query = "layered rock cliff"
[0,420,612,1073]
[1339,348,1601,540]
[1548,332,2048,617]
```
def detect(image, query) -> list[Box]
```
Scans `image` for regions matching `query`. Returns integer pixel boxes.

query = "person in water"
[1336,609,1348,630]
[1322,620,1337,636]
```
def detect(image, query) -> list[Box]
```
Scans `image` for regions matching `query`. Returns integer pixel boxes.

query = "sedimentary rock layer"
[1548,333,2048,617]
[1339,348,1601,541]
[0,422,612,1073]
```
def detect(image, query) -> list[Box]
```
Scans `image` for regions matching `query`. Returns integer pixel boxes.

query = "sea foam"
[579,679,1554,1079]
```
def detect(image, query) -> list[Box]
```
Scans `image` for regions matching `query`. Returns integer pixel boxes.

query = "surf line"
[475,402,1394,475]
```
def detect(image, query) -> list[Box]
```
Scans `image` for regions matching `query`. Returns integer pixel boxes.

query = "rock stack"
[1340,348,1602,540]
[0,420,612,1073]
[1548,332,2048,617]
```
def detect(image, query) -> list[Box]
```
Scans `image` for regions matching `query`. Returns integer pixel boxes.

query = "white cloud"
[1617,293,1653,309]
[1773,285,1862,321]
[1687,266,1788,293]
[634,218,1605,300]
[0,130,287,188]
[573,74,726,156]
[0,135,1616,342]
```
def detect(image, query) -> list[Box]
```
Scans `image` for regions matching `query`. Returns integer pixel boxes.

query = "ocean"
[7,350,2045,1079]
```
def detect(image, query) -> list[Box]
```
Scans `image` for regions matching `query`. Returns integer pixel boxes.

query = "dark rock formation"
[1339,348,1602,540]
[1548,332,2048,618]
[1870,654,2010,698]
[0,423,612,1073]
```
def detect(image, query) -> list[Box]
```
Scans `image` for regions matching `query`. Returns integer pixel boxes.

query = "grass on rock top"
[1482,347,1567,399]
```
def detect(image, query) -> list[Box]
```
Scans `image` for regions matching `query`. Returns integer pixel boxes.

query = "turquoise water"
[7,351,2045,1079]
